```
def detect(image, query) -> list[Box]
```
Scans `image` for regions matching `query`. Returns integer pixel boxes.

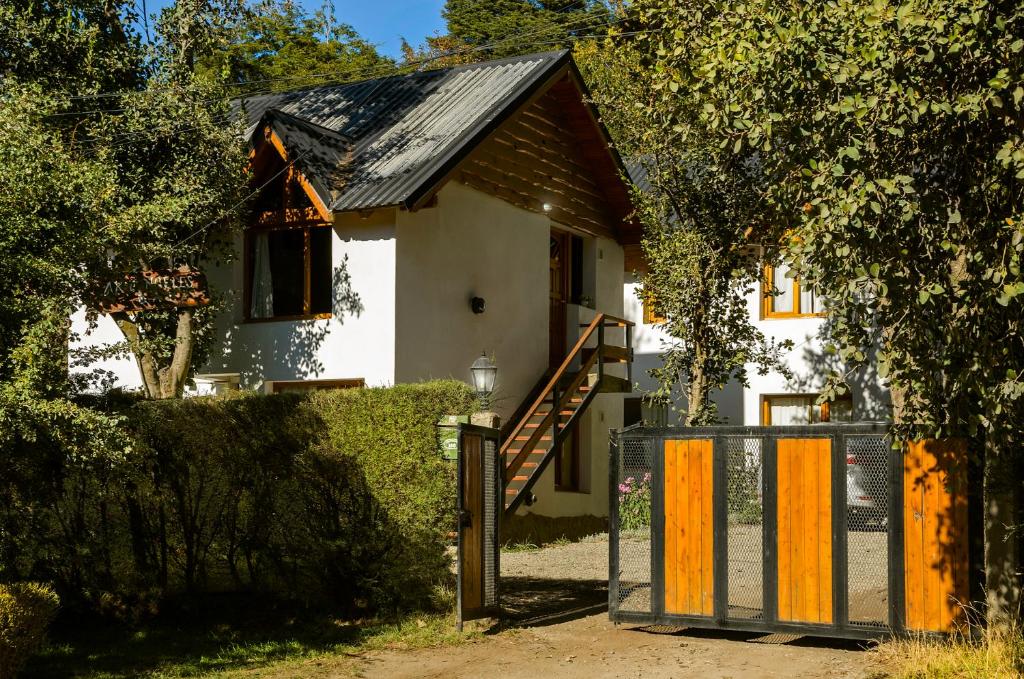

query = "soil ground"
[297,535,888,678]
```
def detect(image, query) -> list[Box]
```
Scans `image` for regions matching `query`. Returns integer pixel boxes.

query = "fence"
[609,425,971,639]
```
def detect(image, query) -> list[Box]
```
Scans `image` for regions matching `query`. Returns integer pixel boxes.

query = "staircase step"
[535,409,576,417]
[506,448,550,456]
[513,435,552,442]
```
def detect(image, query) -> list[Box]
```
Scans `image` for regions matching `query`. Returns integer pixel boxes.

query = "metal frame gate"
[609,425,971,640]
[456,423,501,630]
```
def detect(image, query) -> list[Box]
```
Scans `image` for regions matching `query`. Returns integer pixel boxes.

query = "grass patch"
[874,624,1024,678]
[22,596,475,679]
[502,542,541,553]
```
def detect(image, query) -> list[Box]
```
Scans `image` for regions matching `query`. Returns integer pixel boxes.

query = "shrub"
[0,381,477,617]
[0,582,59,679]
[618,473,652,531]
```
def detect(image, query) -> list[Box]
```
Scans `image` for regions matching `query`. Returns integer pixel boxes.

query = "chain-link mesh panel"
[616,436,653,613]
[726,437,764,619]
[846,436,890,627]
[483,438,498,608]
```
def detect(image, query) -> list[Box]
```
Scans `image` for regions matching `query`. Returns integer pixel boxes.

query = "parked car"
[847,449,887,529]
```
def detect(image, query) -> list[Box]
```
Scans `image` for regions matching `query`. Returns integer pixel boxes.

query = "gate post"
[762,435,778,627]
[712,435,729,623]
[455,424,501,631]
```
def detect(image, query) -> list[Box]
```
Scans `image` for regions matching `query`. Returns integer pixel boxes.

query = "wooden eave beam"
[251,125,334,224]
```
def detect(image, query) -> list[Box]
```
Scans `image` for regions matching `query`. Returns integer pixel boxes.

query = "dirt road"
[347,537,885,679]
[355,612,882,678]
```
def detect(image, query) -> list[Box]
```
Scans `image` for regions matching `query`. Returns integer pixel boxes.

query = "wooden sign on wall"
[97,265,210,314]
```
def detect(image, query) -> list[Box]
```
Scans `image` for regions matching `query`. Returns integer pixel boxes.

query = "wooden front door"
[549,230,570,370]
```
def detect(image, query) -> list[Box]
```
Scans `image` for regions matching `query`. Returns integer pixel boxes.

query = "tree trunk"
[684,344,709,426]
[158,308,194,399]
[114,308,195,399]
[984,437,1021,629]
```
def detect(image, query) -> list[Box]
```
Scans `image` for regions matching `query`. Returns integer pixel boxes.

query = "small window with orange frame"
[642,291,666,325]
[762,262,825,318]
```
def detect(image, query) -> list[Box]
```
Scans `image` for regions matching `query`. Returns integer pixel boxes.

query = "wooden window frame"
[761,264,825,319]
[244,222,333,323]
[761,393,854,425]
[642,292,666,325]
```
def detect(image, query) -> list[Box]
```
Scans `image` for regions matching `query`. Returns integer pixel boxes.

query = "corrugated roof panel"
[239,51,568,212]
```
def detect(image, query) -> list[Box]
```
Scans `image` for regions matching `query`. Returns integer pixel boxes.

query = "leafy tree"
[403,0,612,64]
[199,0,394,93]
[86,1,250,399]
[0,0,144,93]
[575,38,790,425]
[630,0,1024,620]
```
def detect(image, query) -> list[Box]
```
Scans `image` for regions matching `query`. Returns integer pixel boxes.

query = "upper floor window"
[248,225,332,320]
[762,262,824,318]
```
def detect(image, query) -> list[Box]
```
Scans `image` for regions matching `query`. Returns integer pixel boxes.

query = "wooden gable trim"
[408,63,637,244]
[250,125,333,224]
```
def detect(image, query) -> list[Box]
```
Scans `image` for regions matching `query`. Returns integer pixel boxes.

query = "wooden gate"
[610,426,973,639]
[456,424,501,629]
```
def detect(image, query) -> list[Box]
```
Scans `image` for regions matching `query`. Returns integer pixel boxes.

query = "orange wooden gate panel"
[777,438,833,624]
[664,439,714,616]
[904,439,969,632]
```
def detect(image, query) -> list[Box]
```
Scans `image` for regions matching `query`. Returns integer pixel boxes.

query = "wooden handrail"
[503,350,599,482]
[503,315,606,458]
[500,314,606,458]
[578,313,634,328]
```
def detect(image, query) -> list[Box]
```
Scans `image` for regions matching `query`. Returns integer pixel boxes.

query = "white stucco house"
[72,51,642,525]
[620,248,892,427]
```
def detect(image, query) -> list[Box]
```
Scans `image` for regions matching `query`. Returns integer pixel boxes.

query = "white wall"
[202,210,398,389]
[620,274,890,426]
[622,275,743,424]
[744,289,891,424]
[394,182,549,422]
[69,308,144,392]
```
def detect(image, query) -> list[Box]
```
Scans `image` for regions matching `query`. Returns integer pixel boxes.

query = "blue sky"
[142,1,448,58]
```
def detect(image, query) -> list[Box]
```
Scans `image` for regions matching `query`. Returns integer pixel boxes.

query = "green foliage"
[630,0,1024,441]
[0,582,60,679]
[0,381,477,616]
[0,1,144,92]
[199,0,394,92]
[576,35,790,425]
[405,0,612,64]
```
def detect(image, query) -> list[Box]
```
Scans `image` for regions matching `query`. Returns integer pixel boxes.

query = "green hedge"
[0,582,59,679]
[0,380,476,616]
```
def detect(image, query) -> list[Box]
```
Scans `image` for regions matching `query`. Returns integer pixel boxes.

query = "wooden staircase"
[501,313,634,516]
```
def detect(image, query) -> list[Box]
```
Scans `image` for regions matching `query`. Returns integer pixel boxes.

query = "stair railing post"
[597,318,605,383]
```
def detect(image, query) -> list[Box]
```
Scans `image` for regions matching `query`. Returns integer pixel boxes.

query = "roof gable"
[239,51,637,242]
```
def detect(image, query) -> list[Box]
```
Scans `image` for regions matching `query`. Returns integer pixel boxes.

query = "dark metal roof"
[240,51,572,213]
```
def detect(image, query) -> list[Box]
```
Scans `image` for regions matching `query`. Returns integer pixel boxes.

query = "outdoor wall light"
[470,296,486,314]
[542,202,553,212]
[470,353,497,406]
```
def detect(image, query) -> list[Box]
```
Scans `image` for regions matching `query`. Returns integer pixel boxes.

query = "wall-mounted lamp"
[542,203,553,212]
[470,296,486,314]
[470,353,497,407]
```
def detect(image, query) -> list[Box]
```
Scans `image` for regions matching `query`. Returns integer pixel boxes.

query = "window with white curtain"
[763,263,824,317]
[248,225,332,319]
[762,394,854,425]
